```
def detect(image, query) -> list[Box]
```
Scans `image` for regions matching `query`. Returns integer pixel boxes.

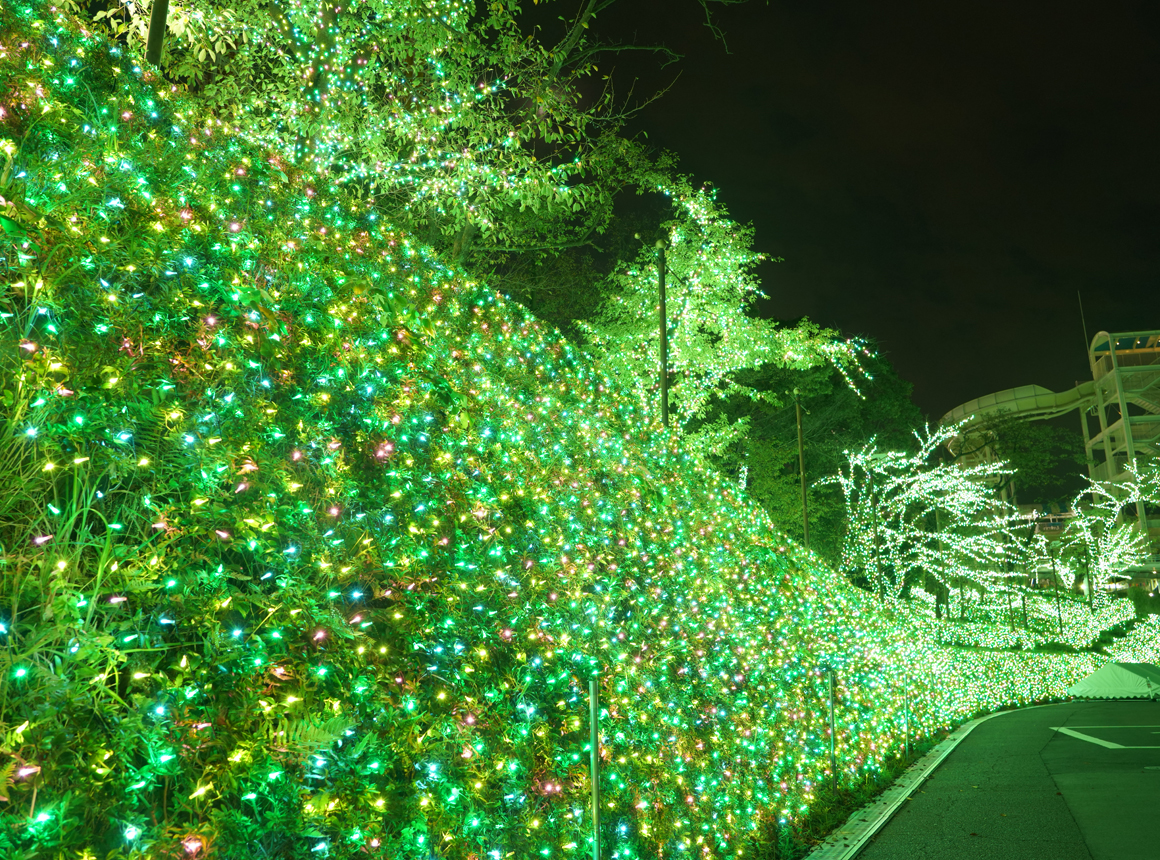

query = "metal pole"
[1048,545,1064,636]
[657,241,668,428]
[589,676,601,860]
[871,478,882,598]
[1077,291,1090,355]
[934,505,946,617]
[145,0,170,66]
[796,393,810,549]
[827,668,837,780]
[903,677,910,760]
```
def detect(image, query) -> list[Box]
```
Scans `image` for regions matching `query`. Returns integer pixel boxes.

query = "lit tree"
[82,0,853,446]
[580,166,866,452]
[1061,462,1158,601]
[80,0,755,267]
[822,423,1019,602]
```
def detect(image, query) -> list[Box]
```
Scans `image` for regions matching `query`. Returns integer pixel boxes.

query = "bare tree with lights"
[823,422,1021,604]
[1060,462,1159,602]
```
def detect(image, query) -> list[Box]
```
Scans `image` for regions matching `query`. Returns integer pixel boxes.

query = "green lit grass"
[0,4,1157,859]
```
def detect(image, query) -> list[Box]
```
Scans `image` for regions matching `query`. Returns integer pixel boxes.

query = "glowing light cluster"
[84,0,622,255]
[824,422,1021,601]
[581,168,869,457]
[825,424,1159,651]
[0,6,1155,860]
[1059,464,1159,594]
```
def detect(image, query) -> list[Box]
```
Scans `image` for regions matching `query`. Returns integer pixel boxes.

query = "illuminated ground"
[1,3,1158,858]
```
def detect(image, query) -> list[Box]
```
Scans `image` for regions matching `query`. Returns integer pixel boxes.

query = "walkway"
[856,700,1160,860]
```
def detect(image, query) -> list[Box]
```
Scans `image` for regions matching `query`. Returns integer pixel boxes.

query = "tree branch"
[485,236,603,254]
[697,0,754,53]
[551,0,601,77]
[572,42,683,69]
[417,0,467,37]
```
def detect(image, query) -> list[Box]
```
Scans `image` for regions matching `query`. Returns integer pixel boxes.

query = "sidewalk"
[854,700,1160,860]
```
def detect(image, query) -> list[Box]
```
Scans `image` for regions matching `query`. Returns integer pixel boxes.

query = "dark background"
[544,0,1160,420]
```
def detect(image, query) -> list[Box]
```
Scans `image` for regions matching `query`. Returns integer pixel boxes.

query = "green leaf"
[0,214,28,238]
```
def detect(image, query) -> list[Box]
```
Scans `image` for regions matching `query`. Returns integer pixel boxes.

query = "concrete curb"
[804,703,1061,860]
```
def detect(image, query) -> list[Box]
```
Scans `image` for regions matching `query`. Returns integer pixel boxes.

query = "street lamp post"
[903,676,910,759]
[827,668,837,779]
[1083,542,1095,610]
[589,675,601,860]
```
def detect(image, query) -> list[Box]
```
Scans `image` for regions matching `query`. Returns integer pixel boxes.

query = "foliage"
[1127,586,1160,618]
[77,0,752,272]
[0,5,1153,860]
[701,349,925,568]
[931,593,1135,652]
[822,423,1021,601]
[1059,461,1160,597]
[749,729,947,860]
[81,0,854,449]
[949,412,1085,505]
[580,170,866,456]
[1105,615,1160,661]
[823,429,1157,630]
[79,0,865,474]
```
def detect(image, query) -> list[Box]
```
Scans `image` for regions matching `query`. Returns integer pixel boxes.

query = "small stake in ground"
[590,675,601,860]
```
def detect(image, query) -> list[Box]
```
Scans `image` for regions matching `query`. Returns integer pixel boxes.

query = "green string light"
[0,4,1157,860]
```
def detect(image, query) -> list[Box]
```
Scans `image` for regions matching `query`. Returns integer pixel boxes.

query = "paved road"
[856,700,1160,860]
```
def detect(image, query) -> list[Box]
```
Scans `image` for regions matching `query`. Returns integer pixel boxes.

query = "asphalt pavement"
[855,700,1160,860]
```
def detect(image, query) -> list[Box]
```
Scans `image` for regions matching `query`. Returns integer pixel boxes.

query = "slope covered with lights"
[0,5,1150,859]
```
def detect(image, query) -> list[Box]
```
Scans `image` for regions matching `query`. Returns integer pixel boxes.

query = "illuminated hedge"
[0,5,1152,859]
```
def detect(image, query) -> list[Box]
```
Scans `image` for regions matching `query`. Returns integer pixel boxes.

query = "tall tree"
[822,422,1020,602]
[81,0,757,271]
[86,1,850,433]
[579,170,867,453]
[85,0,873,517]
[1061,461,1160,599]
[697,347,924,566]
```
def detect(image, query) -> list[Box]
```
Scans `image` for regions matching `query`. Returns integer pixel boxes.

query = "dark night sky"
[584,0,1160,420]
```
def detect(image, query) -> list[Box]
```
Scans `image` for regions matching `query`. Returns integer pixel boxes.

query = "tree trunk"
[452,221,478,266]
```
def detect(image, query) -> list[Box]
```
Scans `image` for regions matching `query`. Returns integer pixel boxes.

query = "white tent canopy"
[1067,662,1160,700]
